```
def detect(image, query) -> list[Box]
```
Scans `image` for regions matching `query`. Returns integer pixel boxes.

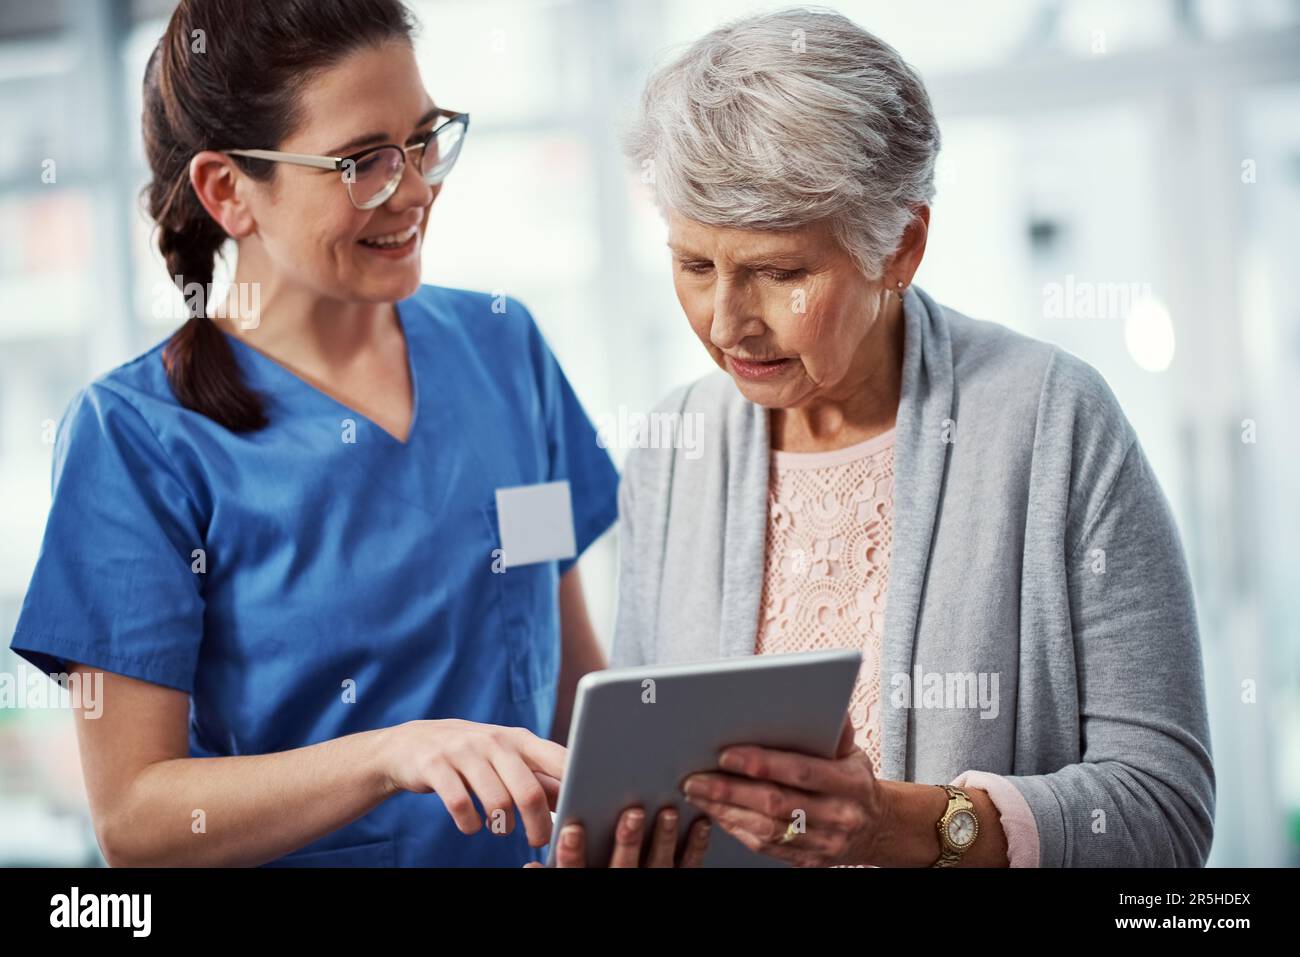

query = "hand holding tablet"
[545,649,861,867]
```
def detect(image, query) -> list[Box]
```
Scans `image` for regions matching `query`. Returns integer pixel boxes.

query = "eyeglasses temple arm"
[224,149,341,171]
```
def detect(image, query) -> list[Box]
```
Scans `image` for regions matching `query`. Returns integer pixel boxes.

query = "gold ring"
[780,821,798,845]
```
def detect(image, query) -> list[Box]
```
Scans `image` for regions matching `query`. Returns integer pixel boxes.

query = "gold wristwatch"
[931,784,979,867]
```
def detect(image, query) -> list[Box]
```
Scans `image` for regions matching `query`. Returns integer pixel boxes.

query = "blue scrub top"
[10,284,620,866]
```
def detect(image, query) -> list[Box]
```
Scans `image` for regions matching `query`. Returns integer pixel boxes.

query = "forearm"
[551,566,606,745]
[550,663,585,746]
[871,780,1009,867]
[100,726,395,867]
[551,640,605,744]
[1010,761,1213,866]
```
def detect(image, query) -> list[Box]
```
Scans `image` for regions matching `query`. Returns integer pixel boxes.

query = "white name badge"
[495,480,577,569]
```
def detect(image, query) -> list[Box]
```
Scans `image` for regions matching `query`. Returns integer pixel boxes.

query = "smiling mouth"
[359,224,419,249]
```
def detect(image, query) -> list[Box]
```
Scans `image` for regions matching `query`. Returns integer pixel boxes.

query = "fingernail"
[683,776,701,795]
[719,750,742,771]
[626,809,645,827]
[561,826,580,848]
[660,811,677,829]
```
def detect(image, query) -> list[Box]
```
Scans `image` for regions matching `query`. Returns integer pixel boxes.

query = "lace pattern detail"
[754,431,895,776]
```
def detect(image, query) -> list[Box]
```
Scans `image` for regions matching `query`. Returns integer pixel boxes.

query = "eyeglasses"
[225,109,469,210]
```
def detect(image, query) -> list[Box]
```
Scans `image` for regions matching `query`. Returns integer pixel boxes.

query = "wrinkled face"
[240,39,440,304]
[666,209,885,409]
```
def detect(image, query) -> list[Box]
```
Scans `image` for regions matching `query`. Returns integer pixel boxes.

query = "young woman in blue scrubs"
[8,0,706,868]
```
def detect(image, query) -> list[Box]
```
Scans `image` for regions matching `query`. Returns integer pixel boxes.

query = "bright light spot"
[1125,296,1175,372]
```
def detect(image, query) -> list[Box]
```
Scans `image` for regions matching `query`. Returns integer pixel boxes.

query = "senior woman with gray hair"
[548,6,1214,869]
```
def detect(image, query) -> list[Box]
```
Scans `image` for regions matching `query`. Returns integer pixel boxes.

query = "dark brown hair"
[143,0,417,431]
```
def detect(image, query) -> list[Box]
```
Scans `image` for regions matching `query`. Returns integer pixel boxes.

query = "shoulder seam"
[89,380,206,526]
[1032,347,1140,566]
[1067,435,1139,565]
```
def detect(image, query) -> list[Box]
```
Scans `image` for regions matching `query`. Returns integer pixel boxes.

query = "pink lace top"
[754,426,1040,866]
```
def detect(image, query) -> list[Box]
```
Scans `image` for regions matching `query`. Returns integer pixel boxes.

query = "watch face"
[947,810,977,848]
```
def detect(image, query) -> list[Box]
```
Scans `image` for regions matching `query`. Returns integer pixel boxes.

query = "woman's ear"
[890,204,930,287]
[188,151,256,239]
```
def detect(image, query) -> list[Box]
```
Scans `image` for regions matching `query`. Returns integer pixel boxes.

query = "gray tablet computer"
[545,649,862,868]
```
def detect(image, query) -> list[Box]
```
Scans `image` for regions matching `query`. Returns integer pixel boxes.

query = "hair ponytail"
[159,233,269,431]
[156,181,268,430]
[140,0,417,432]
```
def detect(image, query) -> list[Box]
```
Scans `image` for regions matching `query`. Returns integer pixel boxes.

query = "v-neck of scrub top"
[219,299,421,448]
[219,296,463,518]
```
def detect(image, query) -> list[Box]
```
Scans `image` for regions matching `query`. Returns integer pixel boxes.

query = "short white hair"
[623,6,941,279]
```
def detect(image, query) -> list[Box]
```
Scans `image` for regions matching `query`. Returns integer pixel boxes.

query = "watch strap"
[931,784,975,868]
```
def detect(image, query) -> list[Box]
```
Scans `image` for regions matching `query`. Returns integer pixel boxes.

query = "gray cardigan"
[608,284,1215,867]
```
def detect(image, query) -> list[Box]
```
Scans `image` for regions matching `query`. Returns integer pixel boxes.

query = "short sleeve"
[9,384,206,693]
[520,305,620,577]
